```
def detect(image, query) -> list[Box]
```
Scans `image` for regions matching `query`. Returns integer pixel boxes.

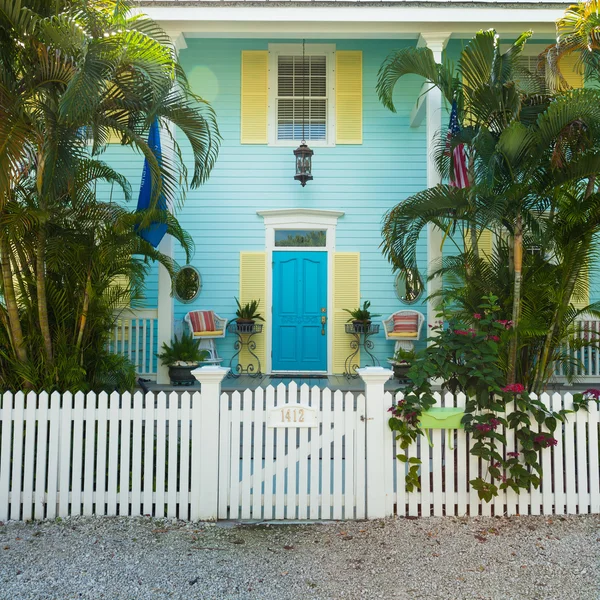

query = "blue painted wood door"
[272,251,327,372]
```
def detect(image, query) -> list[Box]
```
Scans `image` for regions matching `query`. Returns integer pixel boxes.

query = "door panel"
[272,251,327,372]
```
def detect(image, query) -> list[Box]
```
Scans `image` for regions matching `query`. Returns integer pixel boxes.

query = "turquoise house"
[108,0,582,383]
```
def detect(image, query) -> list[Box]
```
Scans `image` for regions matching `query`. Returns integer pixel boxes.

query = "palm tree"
[543,0,600,90]
[0,0,220,389]
[378,30,600,388]
[378,29,550,382]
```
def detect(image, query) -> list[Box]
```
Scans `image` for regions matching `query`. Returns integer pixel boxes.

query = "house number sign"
[268,404,318,428]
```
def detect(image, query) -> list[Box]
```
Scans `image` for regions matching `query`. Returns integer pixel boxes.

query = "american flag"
[445,100,470,188]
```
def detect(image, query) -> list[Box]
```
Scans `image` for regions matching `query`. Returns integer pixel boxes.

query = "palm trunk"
[0,233,29,364]
[36,228,53,364]
[470,225,479,259]
[75,269,92,354]
[467,154,479,260]
[507,212,523,385]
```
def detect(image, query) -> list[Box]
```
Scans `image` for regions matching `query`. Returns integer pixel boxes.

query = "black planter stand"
[344,323,380,378]
[227,322,263,378]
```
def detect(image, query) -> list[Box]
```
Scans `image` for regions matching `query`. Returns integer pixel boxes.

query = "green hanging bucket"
[418,407,465,449]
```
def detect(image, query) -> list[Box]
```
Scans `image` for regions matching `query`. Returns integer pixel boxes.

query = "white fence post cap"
[191,365,230,384]
[356,366,393,385]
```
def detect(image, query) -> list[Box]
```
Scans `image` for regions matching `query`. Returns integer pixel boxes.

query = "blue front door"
[272,251,327,372]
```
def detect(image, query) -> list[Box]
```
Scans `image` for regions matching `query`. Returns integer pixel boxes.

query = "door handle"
[321,315,327,335]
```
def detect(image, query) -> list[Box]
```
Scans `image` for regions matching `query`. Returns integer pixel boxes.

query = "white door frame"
[257,209,344,375]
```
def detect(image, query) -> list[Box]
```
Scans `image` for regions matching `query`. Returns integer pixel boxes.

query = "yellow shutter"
[560,53,584,88]
[465,229,493,260]
[111,274,131,309]
[332,252,360,373]
[572,266,590,311]
[239,251,267,368]
[240,51,268,144]
[336,51,362,145]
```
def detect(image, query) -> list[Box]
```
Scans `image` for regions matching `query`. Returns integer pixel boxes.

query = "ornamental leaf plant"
[389,296,572,500]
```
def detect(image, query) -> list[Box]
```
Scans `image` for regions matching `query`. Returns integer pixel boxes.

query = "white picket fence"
[1,367,599,522]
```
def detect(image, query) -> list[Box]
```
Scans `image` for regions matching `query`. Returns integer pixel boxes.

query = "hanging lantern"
[294,39,313,187]
[293,142,313,187]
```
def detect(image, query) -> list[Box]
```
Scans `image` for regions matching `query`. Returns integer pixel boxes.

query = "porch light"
[293,39,313,187]
[294,142,313,187]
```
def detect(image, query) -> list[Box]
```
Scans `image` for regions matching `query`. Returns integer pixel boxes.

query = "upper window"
[269,44,335,147]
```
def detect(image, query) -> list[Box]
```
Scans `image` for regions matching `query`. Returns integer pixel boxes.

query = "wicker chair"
[382,310,425,354]
[184,310,228,364]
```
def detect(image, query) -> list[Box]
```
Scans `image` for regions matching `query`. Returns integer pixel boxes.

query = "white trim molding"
[258,208,345,374]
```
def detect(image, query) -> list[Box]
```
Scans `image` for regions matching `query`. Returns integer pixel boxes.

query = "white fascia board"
[142,5,564,25]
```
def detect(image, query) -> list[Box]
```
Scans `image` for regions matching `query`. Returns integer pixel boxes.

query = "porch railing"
[107,309,158,380]
[554,318,600,384]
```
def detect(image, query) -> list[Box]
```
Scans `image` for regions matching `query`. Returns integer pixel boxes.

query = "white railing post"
[358,366,393,519]
[190,366,229,520]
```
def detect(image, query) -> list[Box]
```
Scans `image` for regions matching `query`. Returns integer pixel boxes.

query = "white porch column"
[420,33,451,332]
[156,31,187,384]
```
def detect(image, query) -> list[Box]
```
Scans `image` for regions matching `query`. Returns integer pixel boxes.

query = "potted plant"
[388,347,416,381]
[344,300,380,331]
[235,298,265,325]
[156,332,209,385]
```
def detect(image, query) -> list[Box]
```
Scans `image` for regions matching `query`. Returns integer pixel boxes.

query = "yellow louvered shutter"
[239,251,267,368]
[332,252,360,373]
[560,53,584,88]
[240,51,268,144]
[465,229,494,261]
[336,51,362,145]
[572,266,590,311]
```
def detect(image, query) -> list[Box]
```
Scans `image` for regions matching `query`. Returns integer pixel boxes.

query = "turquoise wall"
[171,38,429,366]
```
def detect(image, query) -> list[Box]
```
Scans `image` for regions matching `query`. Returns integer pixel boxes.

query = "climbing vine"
[389,296,596,501]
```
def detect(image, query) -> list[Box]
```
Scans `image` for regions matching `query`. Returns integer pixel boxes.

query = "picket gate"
[1,367,599,522]
[217,382,366,520]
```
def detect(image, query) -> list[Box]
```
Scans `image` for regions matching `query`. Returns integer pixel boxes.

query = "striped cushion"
[393,313,418,334]
[189,311,217,332]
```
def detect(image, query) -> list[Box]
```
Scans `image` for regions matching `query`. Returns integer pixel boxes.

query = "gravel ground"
[0,515,598,600]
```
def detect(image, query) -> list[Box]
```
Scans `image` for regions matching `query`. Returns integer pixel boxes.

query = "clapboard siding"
[172,38,428,366]
[93,38,428,367]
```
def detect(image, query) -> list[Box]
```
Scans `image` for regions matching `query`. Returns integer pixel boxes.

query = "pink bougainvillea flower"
[473,313,482,320]
[584,388,600,400]
[454,329,469,336]
[489,418,501,429]
[534,434,558,448]
[496,320,514,329]
[507,451,520,458]
[475,423,493,433]
[487,335,500,342]
[502,383,525,394]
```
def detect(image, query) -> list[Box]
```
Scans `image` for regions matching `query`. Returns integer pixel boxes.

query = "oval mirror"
[395,269,423,304]
[174,266,201,303]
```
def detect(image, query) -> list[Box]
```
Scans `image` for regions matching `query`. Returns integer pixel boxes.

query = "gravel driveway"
[0,515,598,600]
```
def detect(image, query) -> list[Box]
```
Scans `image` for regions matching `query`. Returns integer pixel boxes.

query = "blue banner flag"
[136,119,168,248]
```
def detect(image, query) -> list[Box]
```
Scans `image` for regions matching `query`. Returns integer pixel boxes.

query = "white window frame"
[268,43,336,148]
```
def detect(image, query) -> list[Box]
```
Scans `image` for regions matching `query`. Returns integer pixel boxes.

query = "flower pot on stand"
[168,362,199,386]
[391,361,411,382]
